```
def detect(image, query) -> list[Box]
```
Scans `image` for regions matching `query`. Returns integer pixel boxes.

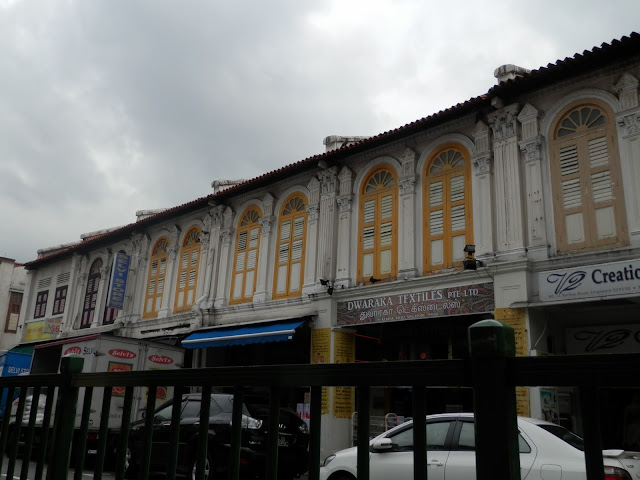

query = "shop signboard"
[566,324,640,354]
[337,282,494,326]
[538,258,640,302]
[24,320,55,342]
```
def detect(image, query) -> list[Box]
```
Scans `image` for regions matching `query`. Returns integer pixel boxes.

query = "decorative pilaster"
[253,212,274,303]
[614,72,640,241]
[398,148,417,278]
[317,167,339,282]
[214,206,234,308]
[518,103,548,254]
[302,177,321,294]
[206,205,225,305]
[472,120,495,257]
[335,167,354,288]
[488,104,526,257]
[199,210,215,309]
[126,233,150,320]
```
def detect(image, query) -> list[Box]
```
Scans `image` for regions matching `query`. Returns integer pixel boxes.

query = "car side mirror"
[371,438,394,452]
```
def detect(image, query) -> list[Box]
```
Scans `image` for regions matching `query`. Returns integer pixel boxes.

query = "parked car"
[128,392,309,479]
[319,413,640,480]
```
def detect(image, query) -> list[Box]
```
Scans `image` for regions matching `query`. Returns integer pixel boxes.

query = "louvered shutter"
[450,175,466,262]
[362,199,375,278]
[429,181,444,267]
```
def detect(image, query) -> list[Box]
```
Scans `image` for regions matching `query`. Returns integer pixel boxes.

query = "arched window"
[273,194,307,299]
[144,237,169,318]
[550,102,628,253]
[81,258,102,328]
[173,228,202,312]
[230,207,262,304]
[423,144,473,272]
[358,166,398,284]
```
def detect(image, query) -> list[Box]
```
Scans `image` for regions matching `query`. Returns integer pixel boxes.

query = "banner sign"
[107,253,131,310]
[538,258,640,302]
[337,282,494,326]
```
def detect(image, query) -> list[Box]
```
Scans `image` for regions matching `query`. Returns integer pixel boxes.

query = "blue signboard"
[107,253,131,310]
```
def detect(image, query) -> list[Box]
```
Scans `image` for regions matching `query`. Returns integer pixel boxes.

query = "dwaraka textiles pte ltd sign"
[538,258,640,302]
[337,282,494,326]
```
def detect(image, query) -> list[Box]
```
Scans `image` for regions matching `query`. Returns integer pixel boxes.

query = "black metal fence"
[0,319,639,480]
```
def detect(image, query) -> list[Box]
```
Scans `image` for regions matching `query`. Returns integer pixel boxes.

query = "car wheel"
[190,451,214,480]
[331,474,355,480]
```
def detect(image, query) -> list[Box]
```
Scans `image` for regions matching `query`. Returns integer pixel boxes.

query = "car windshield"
[538,424,585,451]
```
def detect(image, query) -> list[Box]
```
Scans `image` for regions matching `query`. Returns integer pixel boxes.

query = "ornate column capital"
[306,204,320,221]
[518,136,543,163]
[318,166,338,195]
[617,110,640,138]
[472,153,493,175]
[487,103,520,141]
[259,216,274,234]
[200,234,210,250]
[220,230,232,246]
[398,176,416,195]
[336,195,353,214]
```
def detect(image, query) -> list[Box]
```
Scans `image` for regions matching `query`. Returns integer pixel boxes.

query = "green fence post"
[47,354,84,480]
[468,319,520,480]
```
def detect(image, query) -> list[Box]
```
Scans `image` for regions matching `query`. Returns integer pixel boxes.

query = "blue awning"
[181,319,306,349]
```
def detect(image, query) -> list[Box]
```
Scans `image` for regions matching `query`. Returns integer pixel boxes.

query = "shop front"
[523,258,640,450]
[331,281,495,424]
[181,317,312,414]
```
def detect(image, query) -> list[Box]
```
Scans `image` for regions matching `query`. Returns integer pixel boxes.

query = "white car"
[319,413,640,480]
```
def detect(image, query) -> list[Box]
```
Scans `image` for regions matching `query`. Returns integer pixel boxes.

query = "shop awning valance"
[181,319,306,349]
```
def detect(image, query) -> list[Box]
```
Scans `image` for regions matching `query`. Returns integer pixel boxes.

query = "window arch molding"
[230,204,264,304]
[173,225,203,312]
[272,191,309,299]
[546,97,628,254]
[416,134,475,174]
[354,160,400,284]
[540,88,621,136]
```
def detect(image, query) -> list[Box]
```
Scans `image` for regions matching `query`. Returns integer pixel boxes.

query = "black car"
[128,393,309,479]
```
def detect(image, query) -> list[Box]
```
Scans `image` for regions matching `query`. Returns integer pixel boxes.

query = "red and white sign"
[148,355,173,365]
[109,349,136,359]
[64,346,82,355]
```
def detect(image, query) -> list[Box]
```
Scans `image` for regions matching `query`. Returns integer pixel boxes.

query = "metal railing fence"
[0,320,638,480]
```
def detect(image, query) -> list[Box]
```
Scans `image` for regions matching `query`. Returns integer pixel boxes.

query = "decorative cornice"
[518,136,543,163]
[473,120,491,156]
[399,147,416,178]
[338,166,353,196]
[615,72,639,111]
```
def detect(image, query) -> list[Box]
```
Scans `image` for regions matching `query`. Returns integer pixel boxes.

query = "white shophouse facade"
[17,32,640,456]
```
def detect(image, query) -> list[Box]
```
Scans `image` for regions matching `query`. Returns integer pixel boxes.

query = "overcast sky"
[1,1,639,263]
